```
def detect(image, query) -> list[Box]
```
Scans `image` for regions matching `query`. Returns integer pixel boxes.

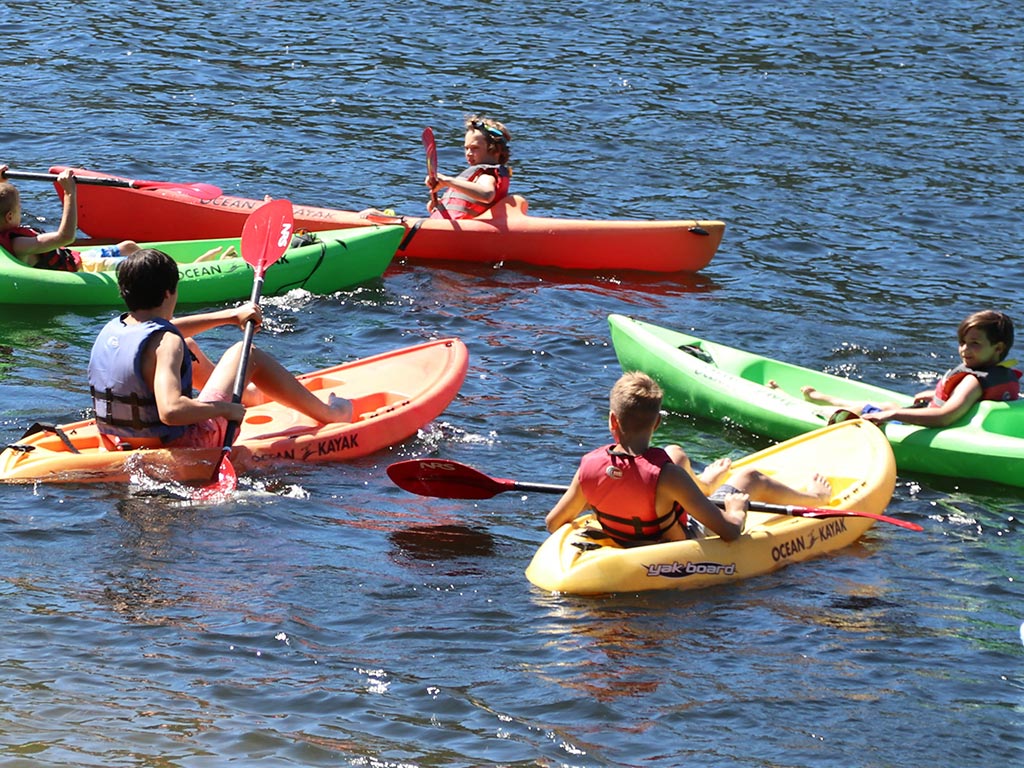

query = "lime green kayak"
[608,314,1023,488]
[0,225,402,306]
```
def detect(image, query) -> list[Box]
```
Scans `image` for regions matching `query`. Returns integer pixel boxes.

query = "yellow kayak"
[525,419,897,595]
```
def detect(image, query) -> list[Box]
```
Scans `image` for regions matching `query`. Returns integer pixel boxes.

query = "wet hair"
[465,115,512,167]
[118,248,179,310]
[0,182,20,221]
[959,310,1015,362]
[610,372,663,433]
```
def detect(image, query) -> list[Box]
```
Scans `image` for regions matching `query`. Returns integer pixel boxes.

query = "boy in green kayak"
[0,165,139,272]
[88,248,353,450]
[787,310,1020,428]
[544,371,832,545]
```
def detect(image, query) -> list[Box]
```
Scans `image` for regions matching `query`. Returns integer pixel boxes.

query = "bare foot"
[195,247,222,262]
[800,386,831,404]
[699,457,732,491]
[807,473,832,500]
[218,245,239,260]
[326,393,354,423]
[767,380,780,390]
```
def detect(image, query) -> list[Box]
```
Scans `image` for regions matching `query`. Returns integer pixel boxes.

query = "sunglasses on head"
[470,121,506,144]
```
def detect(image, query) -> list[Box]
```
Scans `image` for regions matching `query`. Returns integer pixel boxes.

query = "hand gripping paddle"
[193,198,294,502]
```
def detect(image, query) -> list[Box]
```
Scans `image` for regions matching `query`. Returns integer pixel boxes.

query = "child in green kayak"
[0,165,139,272]
[784,310,1020,428]
[544,371,832,545]
[88,248,353,450]
[427,115,512,219]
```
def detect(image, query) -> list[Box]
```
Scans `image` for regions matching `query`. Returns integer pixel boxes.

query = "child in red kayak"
[0,164,139,272]
[427,115,512,219]
[779,310,1020,428]
[544,371,832,545]
[88,248,353,450]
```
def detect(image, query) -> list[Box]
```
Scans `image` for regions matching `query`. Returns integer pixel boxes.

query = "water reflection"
[389,524,496,576]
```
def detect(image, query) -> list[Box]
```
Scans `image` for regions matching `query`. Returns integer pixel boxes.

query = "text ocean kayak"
[608,314,1024,488]
[0,226,402,306]
[0,338,468,484]
[51,166,725,274]
[525,419,897,595]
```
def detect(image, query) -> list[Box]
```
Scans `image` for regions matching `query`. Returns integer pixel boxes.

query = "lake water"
[2,1,1023,766]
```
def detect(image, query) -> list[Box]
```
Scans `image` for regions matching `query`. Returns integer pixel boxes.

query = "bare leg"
[666,445,733,496]
[202,342,352,423]
[730,467,831,506]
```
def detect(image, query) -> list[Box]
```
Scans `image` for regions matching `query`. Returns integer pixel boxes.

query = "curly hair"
[465,115,512,167]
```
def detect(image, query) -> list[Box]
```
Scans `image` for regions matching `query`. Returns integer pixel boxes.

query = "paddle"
[193,198,295,502]
[421,127,451,220]
[2,169,222,199]
[385,458,924,531]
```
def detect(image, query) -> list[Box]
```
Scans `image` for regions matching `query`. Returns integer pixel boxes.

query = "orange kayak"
[0,338,468,484]
[51,166,725,273]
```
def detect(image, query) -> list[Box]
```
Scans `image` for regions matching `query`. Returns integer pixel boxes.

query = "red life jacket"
[578,445,686,546]
[931,363,1022,405]
[0,225,81,271]
[435,164,510,219]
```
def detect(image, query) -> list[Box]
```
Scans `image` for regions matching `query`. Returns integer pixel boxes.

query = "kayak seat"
[678,343,713,364]
[354,392,411,420]
[977,401,1024,437]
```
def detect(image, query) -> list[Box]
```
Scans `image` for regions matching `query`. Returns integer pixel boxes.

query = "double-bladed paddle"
[193,198,295,502]
[386,458,924,531]
[421,127,451,220]
[3,169,222,199]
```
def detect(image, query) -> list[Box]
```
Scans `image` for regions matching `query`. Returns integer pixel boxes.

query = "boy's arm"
[7,174,79,261]
[545,472,587,532]
[149,331,243,426]
[864,376,982,428]
[658,464,746,541]
[172,304,261,339]
[434,172,498,204]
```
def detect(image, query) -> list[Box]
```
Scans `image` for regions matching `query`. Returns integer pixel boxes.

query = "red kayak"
[51,166,725,274]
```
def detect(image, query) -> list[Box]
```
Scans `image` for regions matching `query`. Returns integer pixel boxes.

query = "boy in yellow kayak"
[545,372,832,545]
[88,248,353,450]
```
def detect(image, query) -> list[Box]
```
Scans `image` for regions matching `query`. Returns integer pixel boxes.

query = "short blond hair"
[610,371,663,433]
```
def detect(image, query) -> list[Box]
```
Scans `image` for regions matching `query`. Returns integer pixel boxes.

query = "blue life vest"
[88,314,192,443]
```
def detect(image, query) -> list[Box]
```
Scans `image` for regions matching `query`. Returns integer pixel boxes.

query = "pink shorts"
[164,388,231,449]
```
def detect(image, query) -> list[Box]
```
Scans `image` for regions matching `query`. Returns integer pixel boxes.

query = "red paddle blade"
[192,453,238,503]
[421,127,438,184]
[241,198,294,275]
[387,459,514,499]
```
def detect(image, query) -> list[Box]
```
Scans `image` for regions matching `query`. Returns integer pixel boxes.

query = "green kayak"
[608,314,1023,488]
[0,225,402,306]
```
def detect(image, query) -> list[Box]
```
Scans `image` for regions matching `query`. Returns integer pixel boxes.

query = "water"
[2,1,1023,765]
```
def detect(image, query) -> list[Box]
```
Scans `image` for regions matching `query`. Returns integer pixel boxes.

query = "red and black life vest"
[435,164,510,219]
[931,363,1022,405]
[0,225,81,271]
[578,445,686,546]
